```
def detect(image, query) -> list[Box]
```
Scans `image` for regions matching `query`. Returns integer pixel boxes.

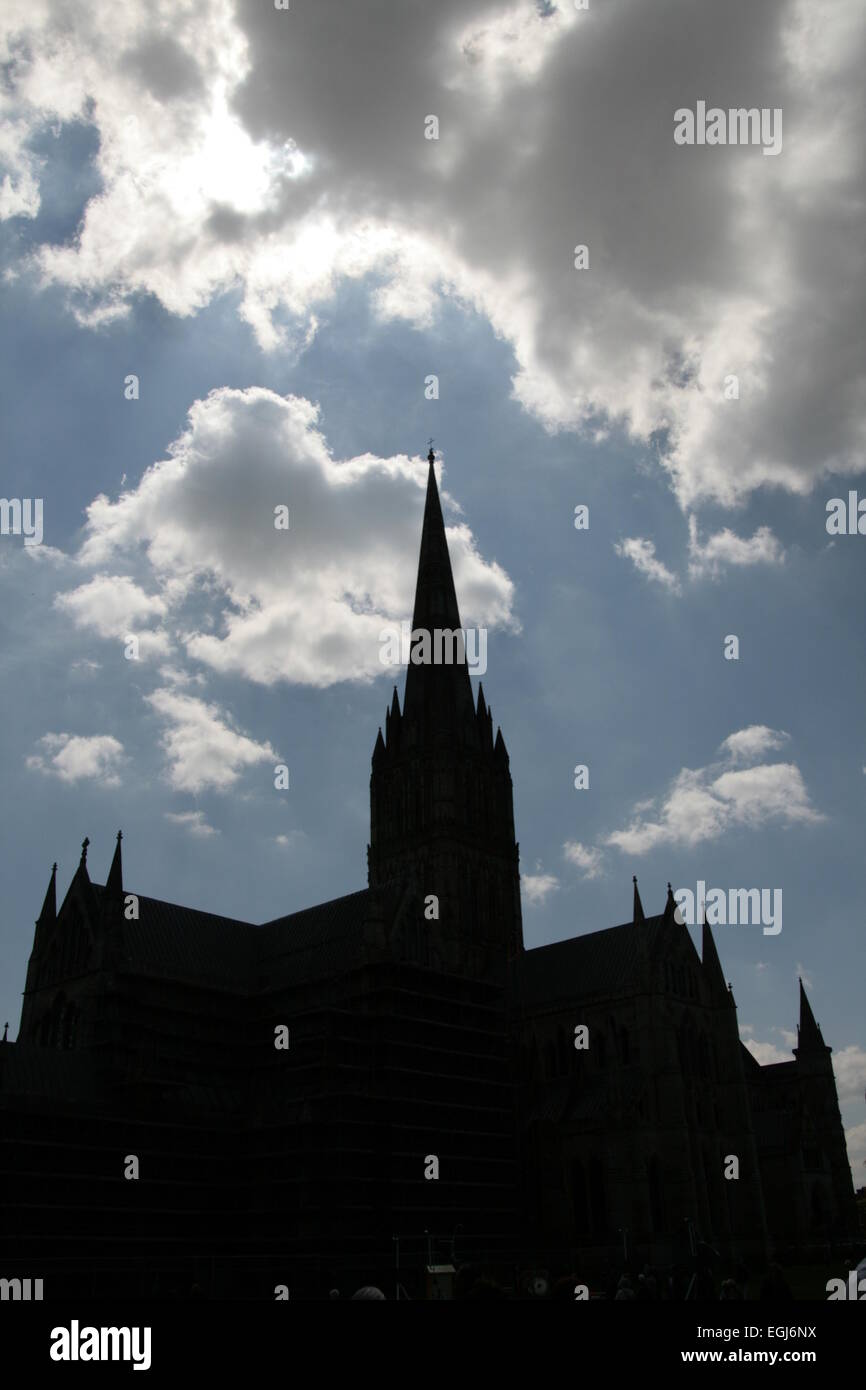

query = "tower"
[793,979,856,1238]
[367,448,522,977]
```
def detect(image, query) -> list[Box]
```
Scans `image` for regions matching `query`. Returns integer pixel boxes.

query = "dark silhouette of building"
[0,450,857,1297]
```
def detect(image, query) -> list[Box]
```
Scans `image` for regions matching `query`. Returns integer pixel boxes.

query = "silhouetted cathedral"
[0,450,856,1297]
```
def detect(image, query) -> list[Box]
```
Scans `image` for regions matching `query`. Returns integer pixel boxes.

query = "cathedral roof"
[86,882,407,992]
[517,915,669,1006]
[119,892,252,989]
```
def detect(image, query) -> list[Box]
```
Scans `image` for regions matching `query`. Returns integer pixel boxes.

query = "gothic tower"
[367,448,522,977]
[792,979,857,1238]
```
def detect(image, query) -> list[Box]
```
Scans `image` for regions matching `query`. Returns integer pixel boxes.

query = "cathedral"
[0,450,857,1298]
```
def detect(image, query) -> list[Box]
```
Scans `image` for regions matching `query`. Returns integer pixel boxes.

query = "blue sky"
[0,0,863,1182]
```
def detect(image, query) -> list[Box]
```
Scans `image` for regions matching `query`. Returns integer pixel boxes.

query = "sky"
[0,0,864,1184]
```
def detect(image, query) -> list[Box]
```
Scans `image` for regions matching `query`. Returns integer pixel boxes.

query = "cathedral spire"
[37,862,58,926]
[663,881,676,921]
[106,830,123,895]
[632,875,645,923]
[795,977,827,1056]
[368,442,522,969]
[402,448,476,743]
[701,913,729,999]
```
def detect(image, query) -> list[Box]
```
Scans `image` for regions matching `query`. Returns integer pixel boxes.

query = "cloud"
[562,840,604,880]
[844,1121,866,1183]
[3,0,863,511]
[164,809,219,838]
[522,869,559,906]
[274,830,306,849]
[614,538,681,594]
[688,518,785,579]
[604,729,822,856]
[55,574,170,659]
[617,520,786,592]
[831,1044,866,1106]
[743,1038,790,1066]
[26,732,125,786]
[145,687,277,793]
[796,962,814,989]
[720,725,790,763]
[68,387,514,688]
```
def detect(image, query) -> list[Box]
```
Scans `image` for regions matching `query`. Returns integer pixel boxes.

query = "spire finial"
[52,862,57,875]
[117,829,123,843]
[80,836,89,864]
[663,881,676,920]
[427,439,435,467]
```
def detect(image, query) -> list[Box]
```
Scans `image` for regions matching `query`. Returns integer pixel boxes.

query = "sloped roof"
[518,915,667,1008]
[107,883,409,992]
[255,887,373,988]
[121,894,253,988]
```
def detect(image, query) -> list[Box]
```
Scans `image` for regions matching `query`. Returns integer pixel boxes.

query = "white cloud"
[720,726,790,763]
[844,1122,866,1184]
[55,574,170,659]
[69,387,515,688]
[688,518,785,579]
[832,1044,866,1106]
[562,840,604,880]
[145,687,277,793]
[604,731,822,856]
[274,830,306,849]
[744,1038,790,1067]
[797,962,814,989]
[522,870,560,906]
[2,0,862,511]
[26,731,125,786]
[164,809,219,838]
[614,538,681,594]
